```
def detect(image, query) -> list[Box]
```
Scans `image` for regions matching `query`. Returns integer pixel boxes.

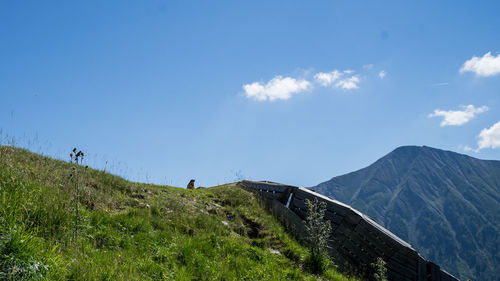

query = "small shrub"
[372,257,388,281]
[304,250,328,274]
[304,198,332,274]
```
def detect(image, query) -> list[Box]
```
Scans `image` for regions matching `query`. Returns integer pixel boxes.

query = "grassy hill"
[0,146,355,280]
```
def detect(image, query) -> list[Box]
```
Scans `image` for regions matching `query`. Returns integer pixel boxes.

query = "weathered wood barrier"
[239,180,458,281]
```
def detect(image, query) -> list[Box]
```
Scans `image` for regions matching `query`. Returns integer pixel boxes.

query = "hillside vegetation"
[0,146,355,280]
[312,145,500,281]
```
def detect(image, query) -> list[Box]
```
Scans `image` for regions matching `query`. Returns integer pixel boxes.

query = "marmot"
[187,179,195,189]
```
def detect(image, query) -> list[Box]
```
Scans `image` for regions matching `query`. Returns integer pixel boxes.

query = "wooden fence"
[240,180,458,281]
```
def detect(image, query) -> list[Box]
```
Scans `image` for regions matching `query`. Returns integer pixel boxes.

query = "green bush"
[304,198,332,274]
[372,257,388,281]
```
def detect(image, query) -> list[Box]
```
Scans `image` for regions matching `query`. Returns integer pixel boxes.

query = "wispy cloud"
[314,69,360,90]
[478,121,500,150]
[314,70,342,86]
[378,70,386,79]
[428,105,489,127]
[433,82,449,86]
[462,145,475,152]
[460,52,500,77]
[335,75,360,90]
[243,76,311,101]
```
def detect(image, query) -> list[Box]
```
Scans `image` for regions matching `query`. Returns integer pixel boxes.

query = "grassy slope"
[0,146,356,281]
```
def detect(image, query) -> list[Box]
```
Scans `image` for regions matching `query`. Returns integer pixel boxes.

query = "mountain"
[311,146,500,281]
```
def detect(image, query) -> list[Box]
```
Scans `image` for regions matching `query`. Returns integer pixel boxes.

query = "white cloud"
[314,70,342,86]
[335,76,360,90]
[243,76,311,101]
[478,121,500,149]
[244,68,367,101]
[314,70,360,90]
[378,70,386,79]
[460,52,500,77]
[428,105,489,127]
[458,145,479,153]
[463,145,474,152]
[433,82,449,86]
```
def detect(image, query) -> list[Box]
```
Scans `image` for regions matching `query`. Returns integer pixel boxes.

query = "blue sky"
[1,1,500,187]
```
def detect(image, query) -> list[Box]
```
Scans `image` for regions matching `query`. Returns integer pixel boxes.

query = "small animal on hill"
[187,179,195,189]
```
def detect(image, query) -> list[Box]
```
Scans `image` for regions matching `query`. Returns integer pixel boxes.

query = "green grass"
[0,146,357,280]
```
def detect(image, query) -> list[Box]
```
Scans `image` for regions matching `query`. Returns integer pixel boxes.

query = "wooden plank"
[269,200,308,238]
[332,225,375,267]
[258,190,285,198]
[391,242,415,257]
[387,255,417,276]
[351,227,389,259]
[385,260,416,281]
[353,223,395,257]
[335,244,361,268]
[334,230,385,267]
[258,187,285,193]
[289,200,305,211]
[257,192,283,201]
[324,212,343,226]
[290,198,308,209]
[405,249,420,260]
[391,250,418,269]
[294,190,349,217]
[334,222,356,236]
[324,201,349,217]
[387,267,414,281]
[325,208,345,218]
[290,206,307,220]
[343,210,362,227]
[428,262,441,281]
[335,223,389,262]
[341,239,373,266]
[290,200,343,227]
[341,229,381,261]
[257,185,289,193]
[240,181,290,193]
[327,247,350,267]
[294,189,318,200]
[417,256,427,281]
[357,217,412,250]
[355,219,411,255]
[257,189,287,197]
[440,270,457,281]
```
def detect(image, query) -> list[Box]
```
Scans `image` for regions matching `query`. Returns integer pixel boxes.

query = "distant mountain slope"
[311,146,500,281]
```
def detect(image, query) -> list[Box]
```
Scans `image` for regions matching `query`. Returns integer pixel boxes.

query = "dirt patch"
[224,210,235,221]
[241,215,265,239]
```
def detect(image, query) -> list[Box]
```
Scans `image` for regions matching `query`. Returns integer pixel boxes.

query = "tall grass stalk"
[70,148,84,239]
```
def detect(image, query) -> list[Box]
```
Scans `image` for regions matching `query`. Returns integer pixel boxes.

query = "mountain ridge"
[311,145,500,281]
